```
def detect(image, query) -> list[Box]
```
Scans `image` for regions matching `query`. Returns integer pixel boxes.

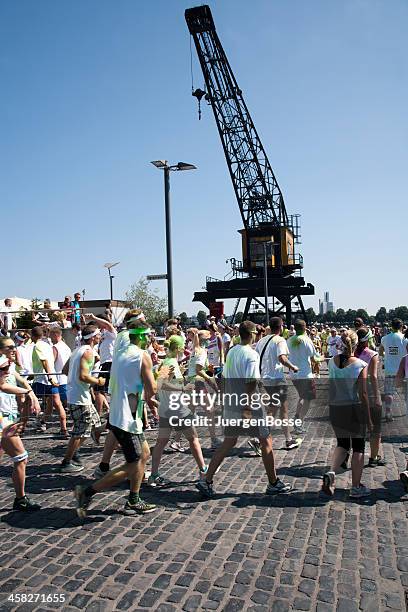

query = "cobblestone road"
[1,386,407,612]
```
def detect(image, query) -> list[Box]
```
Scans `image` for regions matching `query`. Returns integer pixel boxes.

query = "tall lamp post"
[151,160,197,318]
[104,262,120,301]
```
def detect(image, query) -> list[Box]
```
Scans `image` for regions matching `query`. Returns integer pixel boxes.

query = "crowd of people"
[0,296,407,515]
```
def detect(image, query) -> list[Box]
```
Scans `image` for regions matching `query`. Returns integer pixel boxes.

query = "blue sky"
[1,0,407,316]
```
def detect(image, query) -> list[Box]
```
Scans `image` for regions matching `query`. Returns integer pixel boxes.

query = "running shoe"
[210,437,223,451]
[59,429,69,439]
[93,465,109,479]
[37,420,47,433]
[265,479,292,495]
[340,453,350,470]
[143,470,151,483]
[399,471,408,493]
[321,471,335,496]
[123,499,157,515]
[13,496,41,512]
[196,479,215,498]
[169,441,186,453]
[368,456,387,467]
[147,474,169,487]
[285,437,302,450]
[60,461,84,473]
[385,412,394,423]
[199,465,209,479]
[74,485,93,518]
[248,438,262,456]
[72,453,82,466]
[349,485,371,498]
[293,424,306,436]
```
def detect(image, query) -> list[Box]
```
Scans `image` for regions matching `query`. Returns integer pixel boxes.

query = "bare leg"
[1,432,27,498]
[101,430,118,464]
[151,430,170,474]
[92,441,150,494]
[260,436,277,483]
[205,436,237,481]
[330,446,349,476]
[52,394,67,432]
[63,437,85,462]
[183,428,205,470]
[370,436,380,460]
[351,452,364,488]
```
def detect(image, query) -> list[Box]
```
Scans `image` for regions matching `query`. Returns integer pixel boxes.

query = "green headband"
[128,328,152,336]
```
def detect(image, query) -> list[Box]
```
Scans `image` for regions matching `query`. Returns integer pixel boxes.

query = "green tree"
[125,277,167,325]
[196,310,207,327]
[178,311,188,325]
[335,308,346,324]
[394,306,408,322]
[355,309,369,323]
[345,309,357,324]
[305,307,317,323]
[235,311,244,323]
[375,307,387,323]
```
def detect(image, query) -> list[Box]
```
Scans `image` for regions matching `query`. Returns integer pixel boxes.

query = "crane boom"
[185,4,288,230]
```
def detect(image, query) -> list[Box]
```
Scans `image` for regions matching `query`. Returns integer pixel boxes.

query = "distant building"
[319,291,334,315]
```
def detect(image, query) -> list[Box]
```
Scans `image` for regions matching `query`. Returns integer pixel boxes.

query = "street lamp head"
[104,262,120,270]
[175,162,197,171]
[151,160,168,169]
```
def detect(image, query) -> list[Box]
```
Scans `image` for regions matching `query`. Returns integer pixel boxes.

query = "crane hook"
[192,88,206,120]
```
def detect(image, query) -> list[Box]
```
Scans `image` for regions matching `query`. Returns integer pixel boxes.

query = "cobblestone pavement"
[1,384,408,612]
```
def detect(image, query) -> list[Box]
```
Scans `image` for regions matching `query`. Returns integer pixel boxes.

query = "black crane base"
[193,275,315,325]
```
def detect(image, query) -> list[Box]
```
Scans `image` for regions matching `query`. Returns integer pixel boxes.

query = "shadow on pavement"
[0,506,109,529]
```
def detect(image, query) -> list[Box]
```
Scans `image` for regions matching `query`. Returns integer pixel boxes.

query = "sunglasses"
[3,345,16,350]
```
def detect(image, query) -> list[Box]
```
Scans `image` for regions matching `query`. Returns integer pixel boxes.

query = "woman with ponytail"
[322,330,372,498]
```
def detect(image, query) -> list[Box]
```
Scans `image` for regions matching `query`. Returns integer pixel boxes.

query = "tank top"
[53,340,72,385]
[328,357,367,405]
[108,343,144,433]
[67,345,95,405]
[355,347,378,404]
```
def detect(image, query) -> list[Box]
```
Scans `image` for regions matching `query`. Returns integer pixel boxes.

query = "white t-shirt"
[187,349,207,379]
[99,329,117,365]
[223,344,260,380]
[53,340,72,385]
[381,332,408,376]
[0,306,13,331]
[67,345,95,405]
[255,335,288,381]
[287,334,320,379]
[16,343,34,375]
[328,335,342,358]
[222,332,231,348]
[32,340,55,385]
[207,336,222,367]
[108,344,144,434]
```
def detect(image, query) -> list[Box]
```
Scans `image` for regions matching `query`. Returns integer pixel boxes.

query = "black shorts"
[95,362,112,393]
[292,378,316,401]
[109,425,145,463]
[263,382,288,404]
[329,403,366,439]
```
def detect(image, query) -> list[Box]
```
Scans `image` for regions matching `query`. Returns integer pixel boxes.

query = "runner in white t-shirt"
[85,313,117,415]
[256,317,300,450]
[287,320,324,435]
[197,320,292,499]
[379,318,408,421]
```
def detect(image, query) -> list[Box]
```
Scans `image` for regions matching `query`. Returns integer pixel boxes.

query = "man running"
[59,324,104,472]
[256,317,300,450]
[74,322,161,516]
[379,318,407,422]
[287,319,324,436]
[197,320,292,498]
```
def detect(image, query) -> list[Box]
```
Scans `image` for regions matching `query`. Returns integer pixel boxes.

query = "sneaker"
[248,438,262,456]
[74,485,93,518]
[199,465,208,479]
[59,429,69,439]
[385,412,393,423]
[143,470,151,483]
[265,478,292,495]
[93,465,109,479]
[196,479,215,498]
[293,424,306,436]
[340,453,350,470]
[285,437,302,450]
[349,484,371,498]
[147,474,169,487]
[60,461,84,473]
[400,471,408,493]
[37,421,47,433]
[368,456,387,467]
[13,496,41,512]
[169,441,186,453]
[72,453,83,466]
[210,437,222,451]
[322,471,335,496]
[123,499,157,515]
